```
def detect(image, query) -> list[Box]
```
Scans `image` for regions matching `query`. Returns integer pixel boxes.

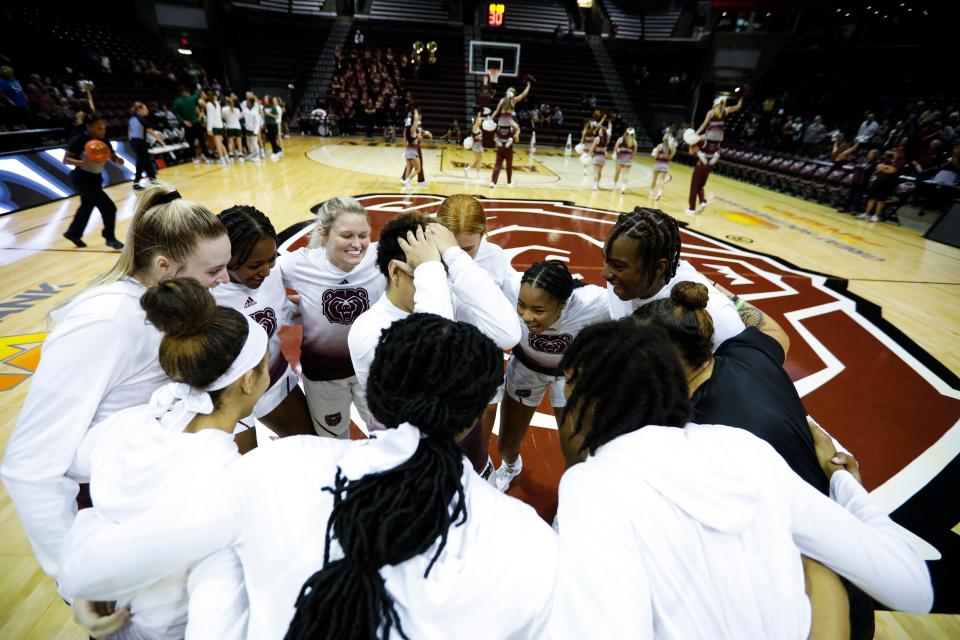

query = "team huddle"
[0,186,933,639]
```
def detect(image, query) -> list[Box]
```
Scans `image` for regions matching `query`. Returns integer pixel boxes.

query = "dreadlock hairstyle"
[560,319,691,454]
[375,212,431,278]
[286,313,502,640]
[217,205,278,272]
[604,207,682,290]
[521,260,585,303]
[633,281,714,369]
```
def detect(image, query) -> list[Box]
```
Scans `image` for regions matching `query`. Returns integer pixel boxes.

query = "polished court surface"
[0,136,957,637]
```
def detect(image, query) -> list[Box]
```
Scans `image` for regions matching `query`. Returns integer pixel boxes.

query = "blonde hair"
[435,194,486,235]
[713,96,727,117]
[309,196,370,249]
[90,183,225,289]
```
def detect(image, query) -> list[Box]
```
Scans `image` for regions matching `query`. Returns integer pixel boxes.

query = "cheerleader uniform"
[471,121,484,153]
[277,244,385,437]
[0,278,165,581]
[592,130,609,166]
[703,114,725,155]
[403,125,420,160]
[503,280,609,409]
[211,268,298,422]
[616,143,635,166]
[652,145,671,172]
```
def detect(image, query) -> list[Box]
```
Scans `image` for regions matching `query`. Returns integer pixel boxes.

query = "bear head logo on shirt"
[250,308,278,339]
[527,332,573,354]
[322,288,370,325]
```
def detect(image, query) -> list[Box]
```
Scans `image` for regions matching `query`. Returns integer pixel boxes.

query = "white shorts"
[652,161,670,173]
[592,153,606,166]
[303,375,371,438]
[504,356,566,408]
[253,365,298,418]
[403,148,419,160]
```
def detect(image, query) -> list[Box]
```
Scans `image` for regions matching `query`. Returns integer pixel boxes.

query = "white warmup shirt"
[473,237,518,292]
[0,277,166,580]
[552,423,934,640]
[205,101,223,132]
[278,244,385,382]
[504,277,609,372]
[70,395,247,640]
[59,435,557,639]
[241,104,261,134]
[222,106,242,131]
[607,259,744,350]
[212,269,292,389]
[348,248,521,392]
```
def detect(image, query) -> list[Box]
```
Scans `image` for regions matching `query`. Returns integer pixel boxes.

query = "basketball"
[682,128,701,146]
[463,136,474,150]
[84,139,112,162]
[481,117,497,132]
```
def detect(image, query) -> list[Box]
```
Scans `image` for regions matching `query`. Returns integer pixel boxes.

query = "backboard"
[469,40,521,78]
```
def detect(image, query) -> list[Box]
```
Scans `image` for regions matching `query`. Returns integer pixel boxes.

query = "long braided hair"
[285,313,503,640]
[560,319,691,454]
[217,205,278,272]
[604,207,682,290]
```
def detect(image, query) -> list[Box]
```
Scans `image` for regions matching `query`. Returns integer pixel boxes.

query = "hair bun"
[669,281,709,310]
[141,278,216,338]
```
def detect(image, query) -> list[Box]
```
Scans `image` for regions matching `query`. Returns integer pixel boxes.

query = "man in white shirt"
[856,112,878,144]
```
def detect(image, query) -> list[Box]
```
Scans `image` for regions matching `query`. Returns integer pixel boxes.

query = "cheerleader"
[648,132,675,200]
[67,278,258,640]
[213,205,313,444]
[348,214,521,474]
[490,116,520,188]
[59,314,556,640]
[589,118,612,190]
[612,127,638,194]
[277,197,385,438]
[578,113,604,175]
[495,261,609,490]
[0,184,230,590]
[465,111,484,178]
[401,109,422,189]
[241,95,262,162]
[603,207,744,347]
[552,320,932,638]
[204,91,227,163]
[490,79,532,125]
[221,96,244,163]
[689,93,744,213]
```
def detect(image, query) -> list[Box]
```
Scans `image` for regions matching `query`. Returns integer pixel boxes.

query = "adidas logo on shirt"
[243,296,257,308]
[339,279,349,285]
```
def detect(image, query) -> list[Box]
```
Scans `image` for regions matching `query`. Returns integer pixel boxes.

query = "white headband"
[338,422,423,481]
[147,316,268,431]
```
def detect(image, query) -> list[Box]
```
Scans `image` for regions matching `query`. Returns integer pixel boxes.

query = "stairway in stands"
[587,37,652,147]
[601,0,683,40]
[301,20,353,114]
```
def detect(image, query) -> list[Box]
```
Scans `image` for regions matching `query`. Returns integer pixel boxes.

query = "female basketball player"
[465,111,484,178]
[59,314,556,639]
[204,91,227,163]
[633,281,875,638]
[551,319,932,638]
[648,132,676,199]
[589,118,612,190]
[602,207,744,347]
[277,197,384,438]
[401,109,422,188]
[68,278,263,640]
[241,95,262,161]
[0,183,230,587]
[348,214,520,474]
[494,261,608,491]
[221,96,243,163]
[214,205,313,442]
[612,127,638,194]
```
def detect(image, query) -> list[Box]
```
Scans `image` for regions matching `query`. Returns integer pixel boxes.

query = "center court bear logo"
[528,333,573,354]
[250,308,278,338]
[322,288,370,325]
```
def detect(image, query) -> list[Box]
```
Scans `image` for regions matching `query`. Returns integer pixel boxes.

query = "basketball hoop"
[487,68,502,84]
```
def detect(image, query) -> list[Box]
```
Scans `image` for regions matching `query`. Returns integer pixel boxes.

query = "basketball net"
[487,68,501,84]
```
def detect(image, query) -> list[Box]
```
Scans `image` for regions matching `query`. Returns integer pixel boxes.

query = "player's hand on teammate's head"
[426,222,459,255]
[72,599,130,638]
[398,225,441,269]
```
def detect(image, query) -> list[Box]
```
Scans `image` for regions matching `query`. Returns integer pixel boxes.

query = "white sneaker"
[648,189,655,197]
[192,157,200,165]
[418,181,429,187]
[495,456,523,492]
[506,181,513,188]
[855,212,869,220]
[621,183,627,194]
[656,189,662,199]
[592,182,599,191]
[869,214,879,222]
[464,167,470,178]
[238,156,245,164]
[698,201,708,212]
[490,181,497,188]
[276,150,284,157]
[684,208,697,215]
[551,514,560,533]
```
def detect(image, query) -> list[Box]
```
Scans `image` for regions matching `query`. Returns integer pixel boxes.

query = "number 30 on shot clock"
[488,3,505,26]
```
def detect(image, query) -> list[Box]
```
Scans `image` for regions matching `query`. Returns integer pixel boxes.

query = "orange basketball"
[84,139,112,162]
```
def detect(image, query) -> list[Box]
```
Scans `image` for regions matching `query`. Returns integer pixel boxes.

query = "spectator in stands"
[800,115,826,156]
[173,85,206,164]
[911,140,945,179]
[0,65,29,126]
[553,106,564,128]
[855,112,878,144]
[858,147,904,222]
[128,102,157,190]
[941,112,958,150]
